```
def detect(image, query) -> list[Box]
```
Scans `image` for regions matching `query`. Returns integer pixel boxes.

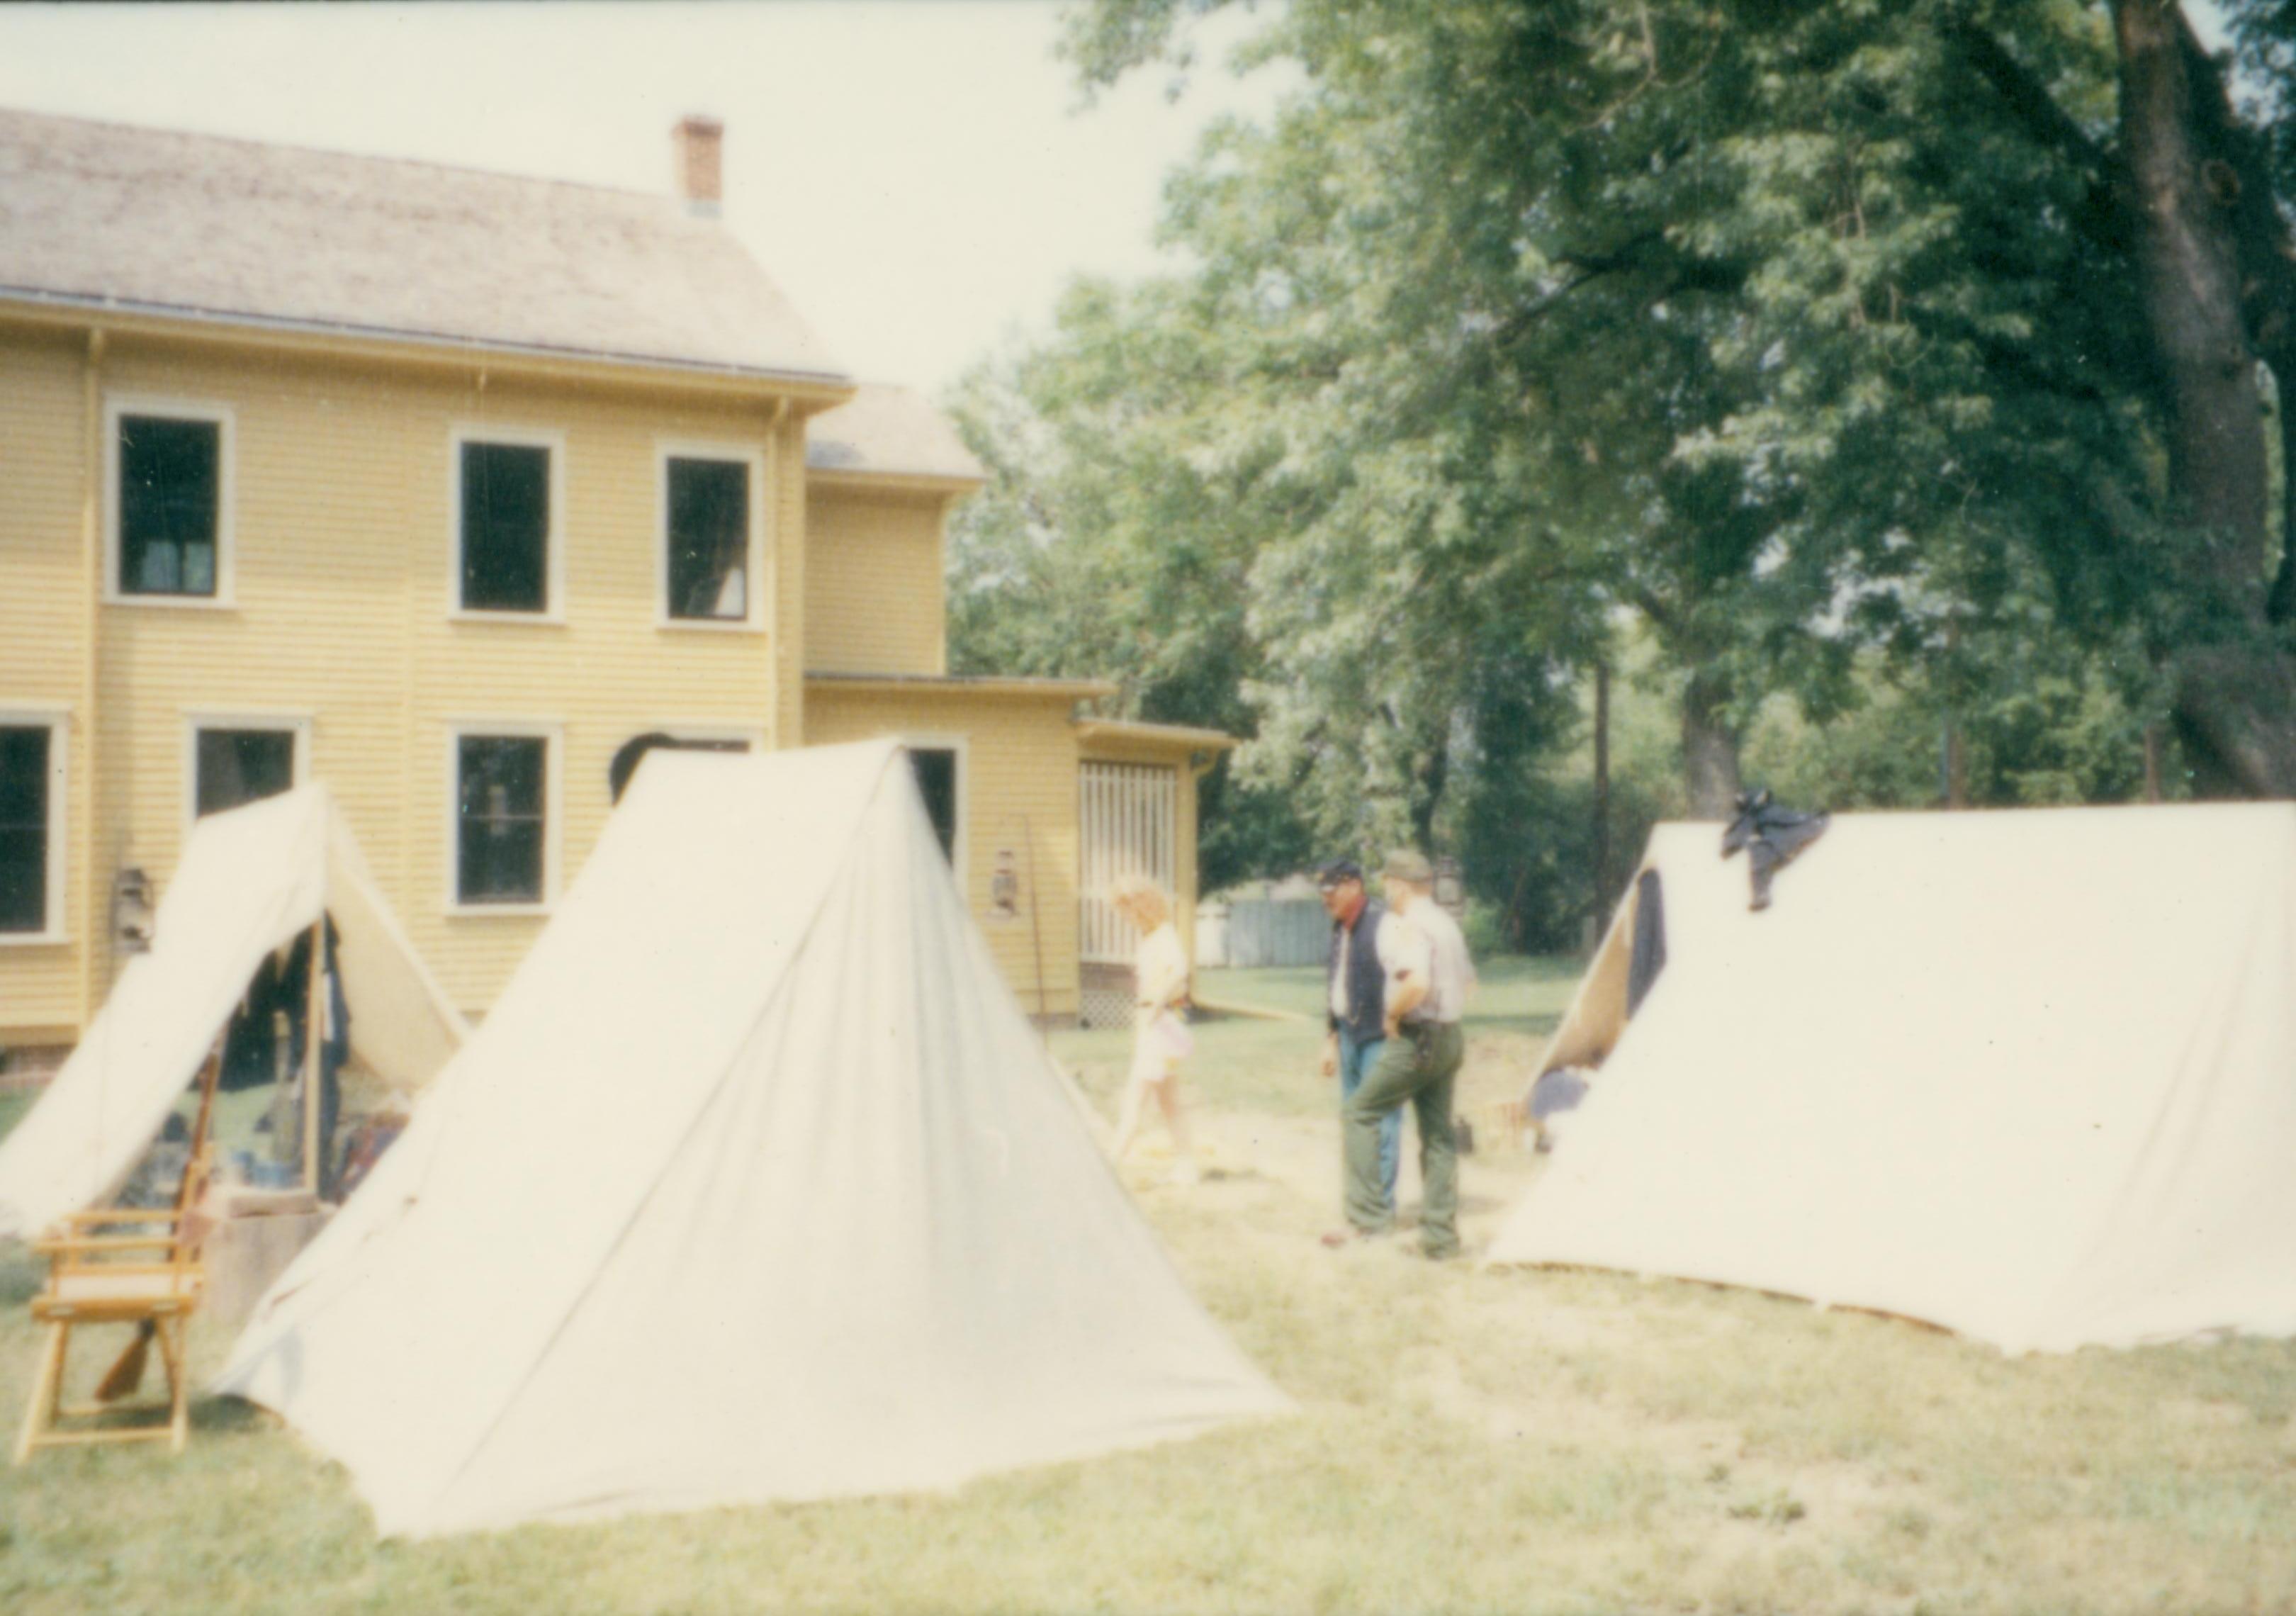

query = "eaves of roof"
[805,672,1120,700]
[0,289,858,406]
[1075,719,1240,753]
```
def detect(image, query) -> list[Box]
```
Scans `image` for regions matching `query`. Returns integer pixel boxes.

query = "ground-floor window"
[907,745,961,865]
[0,719,63,936]
[193,724,300,820]
[454,731,551,907]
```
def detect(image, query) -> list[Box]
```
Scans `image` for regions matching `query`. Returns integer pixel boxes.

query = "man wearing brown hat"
[1325,848,1478,1258]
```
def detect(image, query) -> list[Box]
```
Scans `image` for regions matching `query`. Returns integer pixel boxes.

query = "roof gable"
[0,107,849,383]
[806,382,984,486]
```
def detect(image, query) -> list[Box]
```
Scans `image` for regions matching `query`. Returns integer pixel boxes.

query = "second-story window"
[116,411,224,599]
[664,454,754,623]
[458,439,552,614]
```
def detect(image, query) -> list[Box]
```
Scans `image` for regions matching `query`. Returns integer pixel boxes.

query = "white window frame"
[448,424,568,624]
[181,709,313,836]
[444,720,563,916]
[655,439,768,632]
[899,733,969,882]
[0,704,71,946]
[103,395,237,610]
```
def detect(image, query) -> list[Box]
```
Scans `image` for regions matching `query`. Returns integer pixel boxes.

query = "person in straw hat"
[1324,848,1477,1257]
[1107,873,1203,1185]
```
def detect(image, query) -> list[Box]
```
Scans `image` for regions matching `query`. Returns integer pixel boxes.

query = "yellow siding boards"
[804,489,948,676]
[2,327,808,1026]
[0,330,90,1035]
[805,685,1083,1019]
[775,413,808,745]
[4,318,1226,1042]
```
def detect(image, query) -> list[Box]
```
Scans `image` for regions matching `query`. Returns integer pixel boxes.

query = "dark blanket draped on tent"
[1722,789,1830,911]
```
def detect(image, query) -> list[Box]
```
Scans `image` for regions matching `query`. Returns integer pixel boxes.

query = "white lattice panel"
[1078,761,1178,965]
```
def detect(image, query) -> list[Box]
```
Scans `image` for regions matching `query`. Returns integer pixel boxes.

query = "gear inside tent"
[1490,803,2296,1354]
[0,784,468,1242]
[214,739,1290,1537]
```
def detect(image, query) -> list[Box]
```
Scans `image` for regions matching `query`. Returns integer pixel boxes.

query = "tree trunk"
[1680,673,1741,819]
[1592,659,1611,908]
[1408,731,1448,852]
[2113,0,2296,795]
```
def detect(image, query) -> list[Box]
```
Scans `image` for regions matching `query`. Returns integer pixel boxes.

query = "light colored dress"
[1129,921,1194,1084]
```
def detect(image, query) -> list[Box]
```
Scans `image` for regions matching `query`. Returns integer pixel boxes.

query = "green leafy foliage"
[947,0,2287,931]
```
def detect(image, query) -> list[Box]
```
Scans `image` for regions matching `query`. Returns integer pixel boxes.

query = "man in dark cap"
[1318,858,1402,1208]
[1326,848,1477,1259]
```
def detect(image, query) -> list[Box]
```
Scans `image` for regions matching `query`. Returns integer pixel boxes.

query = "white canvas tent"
[1489,802,2296,1354]
[0,785,468,1241]
[215,739,1288,1537]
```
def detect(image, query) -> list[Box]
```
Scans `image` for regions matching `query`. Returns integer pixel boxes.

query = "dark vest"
[1327,900,1388,1044]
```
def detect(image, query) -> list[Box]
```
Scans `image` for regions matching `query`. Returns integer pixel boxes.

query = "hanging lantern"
[111,865,156,953]
[990,850,1021,917]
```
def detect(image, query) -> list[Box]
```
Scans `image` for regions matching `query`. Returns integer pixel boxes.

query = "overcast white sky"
[0,1,1288,394]
[0,4,2243,396]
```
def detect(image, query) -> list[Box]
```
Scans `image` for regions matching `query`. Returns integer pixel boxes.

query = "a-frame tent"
[0,785,468,1242]
[1489,802,2296,1354]
[215,739,1289,1537]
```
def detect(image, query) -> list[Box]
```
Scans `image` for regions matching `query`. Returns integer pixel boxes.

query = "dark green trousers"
[1341,1020,1464,1256]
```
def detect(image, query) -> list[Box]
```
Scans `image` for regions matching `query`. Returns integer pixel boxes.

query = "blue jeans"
[1337,1027,1402,1205]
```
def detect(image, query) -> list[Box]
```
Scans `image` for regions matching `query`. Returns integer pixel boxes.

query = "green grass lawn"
[6,983,2296,1614]
[1198,954,1585,1040]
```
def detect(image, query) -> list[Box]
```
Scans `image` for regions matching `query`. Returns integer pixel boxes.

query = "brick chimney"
[673,115,723,218]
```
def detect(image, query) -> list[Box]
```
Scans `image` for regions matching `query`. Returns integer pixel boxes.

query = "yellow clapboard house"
[0,108,1227,1057]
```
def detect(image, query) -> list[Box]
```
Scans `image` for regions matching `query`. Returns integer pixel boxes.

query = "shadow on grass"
[1473,1014,1563,1040]
[191,1395,271,1435]
[0,1247,42,1308]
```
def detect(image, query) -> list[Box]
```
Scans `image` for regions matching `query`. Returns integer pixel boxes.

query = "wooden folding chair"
[13,1043,221,1464]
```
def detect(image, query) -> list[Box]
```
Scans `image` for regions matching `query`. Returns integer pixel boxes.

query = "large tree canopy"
[950,0,2296,935]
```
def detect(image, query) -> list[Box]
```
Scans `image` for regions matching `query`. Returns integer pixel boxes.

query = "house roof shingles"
[806,383,986,486]
[0,106,848,383]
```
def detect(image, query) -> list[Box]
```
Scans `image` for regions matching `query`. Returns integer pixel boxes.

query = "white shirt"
[1135,922,1190,1018]
[1382,898,1476,1025]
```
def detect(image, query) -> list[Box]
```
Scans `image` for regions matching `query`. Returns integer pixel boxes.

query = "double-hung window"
[108,400,232,602]
[454,430,561,617]
[0,715,67,940]
[660,444,762,627]
[189,718,306,824]
[452,729,553,909]
[906,743,962,867]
